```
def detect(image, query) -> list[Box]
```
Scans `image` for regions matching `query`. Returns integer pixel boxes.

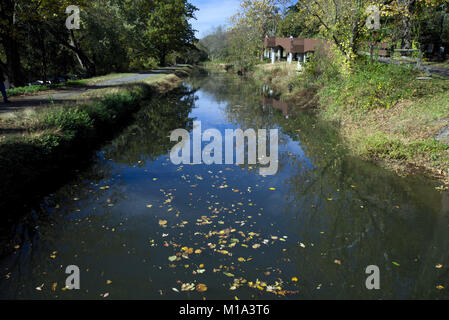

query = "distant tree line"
[0,0,204,87]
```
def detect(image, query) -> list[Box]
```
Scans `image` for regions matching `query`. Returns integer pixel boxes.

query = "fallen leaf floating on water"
[436,264,443,269]
[392,261,400,267]
[181,283,195,291]
[334,260,342,265]
[159,220,167,227]
[291,277,299,282]
[168,256,177,262]
[269,188,276,191]
[436,285,445,290]
[36,284,44,291]
[106,280,112,285]
[196,284,208,292]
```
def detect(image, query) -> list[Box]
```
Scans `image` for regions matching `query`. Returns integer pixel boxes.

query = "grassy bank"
[5,73,139,97]
[0,66,192,216]
[209,59,449,183]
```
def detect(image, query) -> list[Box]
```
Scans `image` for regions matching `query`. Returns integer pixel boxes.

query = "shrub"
[319,59,422,110]
[41,107,94,140]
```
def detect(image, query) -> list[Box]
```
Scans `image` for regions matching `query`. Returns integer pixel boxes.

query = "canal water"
[1,72,448,300]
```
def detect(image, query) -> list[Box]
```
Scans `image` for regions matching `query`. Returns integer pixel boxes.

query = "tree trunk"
[38,27,48,83]
[159,51,167,66]
[401,0,416,52]
[69,30,96,76]
[2,35,25,87]
[401,16,413,50]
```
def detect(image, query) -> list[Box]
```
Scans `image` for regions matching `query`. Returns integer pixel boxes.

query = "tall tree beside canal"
[142,0,198,66]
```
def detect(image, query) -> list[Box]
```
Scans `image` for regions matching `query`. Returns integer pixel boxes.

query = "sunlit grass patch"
[5,73,139,97]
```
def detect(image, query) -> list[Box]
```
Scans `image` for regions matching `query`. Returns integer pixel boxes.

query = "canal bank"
[224,60,449,185]
[0,66,193,218]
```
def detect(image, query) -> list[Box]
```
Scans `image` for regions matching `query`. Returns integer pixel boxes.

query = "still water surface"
[1,73,448,299]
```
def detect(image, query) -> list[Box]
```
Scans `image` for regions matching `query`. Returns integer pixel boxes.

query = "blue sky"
[190,0,241,38]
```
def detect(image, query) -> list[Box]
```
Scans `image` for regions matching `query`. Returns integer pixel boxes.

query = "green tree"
[144,0,198,66]
[230,0,287,61]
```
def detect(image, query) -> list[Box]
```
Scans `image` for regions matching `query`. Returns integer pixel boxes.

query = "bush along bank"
[0,67,192,218]
[244,55,449,184]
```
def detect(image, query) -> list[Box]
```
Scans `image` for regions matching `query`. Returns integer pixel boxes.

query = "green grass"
[318,61,449,111]
[6,84,56,96]
[6,73,138,97]
[313,59,449,174]
[361,133,449,161]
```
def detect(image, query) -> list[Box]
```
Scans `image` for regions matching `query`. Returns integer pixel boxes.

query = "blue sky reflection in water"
[0,73,448,300]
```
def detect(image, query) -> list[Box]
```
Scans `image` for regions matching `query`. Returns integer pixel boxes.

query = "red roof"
[264,37,326,54]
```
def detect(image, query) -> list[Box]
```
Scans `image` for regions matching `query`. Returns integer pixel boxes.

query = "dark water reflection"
[1,73,448,300]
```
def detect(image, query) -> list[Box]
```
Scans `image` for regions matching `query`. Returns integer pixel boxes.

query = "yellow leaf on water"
[269,188,276,191]
[106,280,112,285]
[158,220,167,226]
[292,277,299,282]
[196,283,208,292]
[238,257,245,262]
